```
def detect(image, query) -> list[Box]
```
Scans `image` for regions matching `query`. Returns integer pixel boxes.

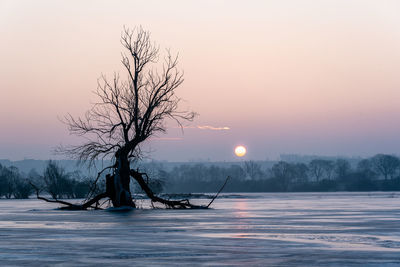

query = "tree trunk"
[107,152,135,208]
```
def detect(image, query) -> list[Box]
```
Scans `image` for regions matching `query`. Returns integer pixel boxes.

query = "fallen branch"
[130,169,206,209]
[206,176,230,208]
[130,170,230,209]
[29,181,108,210]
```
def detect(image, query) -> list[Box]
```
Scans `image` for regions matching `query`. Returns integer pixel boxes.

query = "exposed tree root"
[130,170,229,209]
[30,171,229,210]
[30,182,108,210]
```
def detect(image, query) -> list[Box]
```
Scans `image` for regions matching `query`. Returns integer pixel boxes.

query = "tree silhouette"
[309,159,334,181]
[32,27,223,209]
[371,154,400,180]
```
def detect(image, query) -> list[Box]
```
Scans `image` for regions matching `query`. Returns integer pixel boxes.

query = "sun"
[234,145,247,157]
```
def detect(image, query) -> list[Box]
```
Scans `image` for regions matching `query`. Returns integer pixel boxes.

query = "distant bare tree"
[0,165,15,199]
[292,163,309,183]
[33,27,224,210]
[371,154,400,180]
[334,159,351,179]
[308,160,325,182]
[271,161,294,190]
[243,161,263,180]
[42,161,77,199]
[308,159,334,181]
[357,159,377,179]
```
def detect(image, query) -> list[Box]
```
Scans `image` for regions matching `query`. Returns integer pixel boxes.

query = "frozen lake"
[0,192,400,266]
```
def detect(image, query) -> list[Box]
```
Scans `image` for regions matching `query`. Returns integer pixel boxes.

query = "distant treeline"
[154,154,400,193]
[0,161,94,199]
[1,154,400,198]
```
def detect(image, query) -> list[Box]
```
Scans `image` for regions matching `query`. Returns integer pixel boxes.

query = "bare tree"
[308,159,325,182]
[334,159,351,179]
[308,159,334,181]
[32,27,225,210]
[243,161,263,180]
[357,159,377,180]
[371,154,400,180]
[271,161,294,191]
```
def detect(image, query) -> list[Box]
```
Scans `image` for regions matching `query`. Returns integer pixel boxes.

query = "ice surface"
[0,192,399,266]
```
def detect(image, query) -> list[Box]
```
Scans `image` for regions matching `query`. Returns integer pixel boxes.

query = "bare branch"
[55,26,199,209]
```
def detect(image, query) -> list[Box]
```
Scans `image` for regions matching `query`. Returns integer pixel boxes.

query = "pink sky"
[1,0,400,161]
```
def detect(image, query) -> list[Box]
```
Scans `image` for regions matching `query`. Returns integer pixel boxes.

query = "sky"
[1,0,400,161]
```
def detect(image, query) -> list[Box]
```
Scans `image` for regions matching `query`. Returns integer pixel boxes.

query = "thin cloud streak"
[197,125,230,130]
[180,125,231,131]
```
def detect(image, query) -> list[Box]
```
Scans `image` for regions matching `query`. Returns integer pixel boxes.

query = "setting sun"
[234,145,247,157]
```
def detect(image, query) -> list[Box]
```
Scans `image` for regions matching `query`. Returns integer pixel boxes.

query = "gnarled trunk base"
[130,169,215,209]
[106,174,135,208]
[31,168,229,210]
